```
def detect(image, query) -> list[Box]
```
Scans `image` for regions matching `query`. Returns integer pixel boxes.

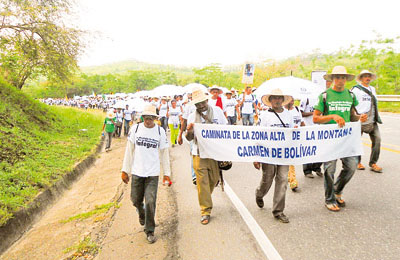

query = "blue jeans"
[242,113,254,126]
[124,119,131,135]
[323,156,357,204]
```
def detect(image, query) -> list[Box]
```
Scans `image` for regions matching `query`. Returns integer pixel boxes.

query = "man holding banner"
[313,66,368,212]
[185,86,227,225]
[254,88,293,223]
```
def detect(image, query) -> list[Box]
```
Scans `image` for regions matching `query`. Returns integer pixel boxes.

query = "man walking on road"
[351,70,383,173]
[123,104,134,136]
[102,111,116,152]
[254,88,293,223]
[185,86,227,225]
[239,86,258,126]
[313,66,368,212]
[121,105,172,244]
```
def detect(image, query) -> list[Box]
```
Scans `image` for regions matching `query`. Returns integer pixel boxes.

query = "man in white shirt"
[239,86,258,125]
[254,89,293,223]
[158,97,169,131]
[186,86,227,225]
[351,70,383,173]
[123,104,134,136]
[225,91,240,125]
[121,105,171,244]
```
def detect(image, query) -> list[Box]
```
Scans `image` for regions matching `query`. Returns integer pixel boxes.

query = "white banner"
[194,122,363,165]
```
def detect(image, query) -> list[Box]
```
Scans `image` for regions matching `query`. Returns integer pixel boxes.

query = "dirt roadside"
[0,136,178,260]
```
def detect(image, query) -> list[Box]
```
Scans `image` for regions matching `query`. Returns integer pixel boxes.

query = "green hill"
[0,80,104,225]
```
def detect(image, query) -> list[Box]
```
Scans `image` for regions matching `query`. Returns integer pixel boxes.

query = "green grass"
[0,81,104,226]
[378,101,400,113]
[63,236,99,259]
[61,202,119,223]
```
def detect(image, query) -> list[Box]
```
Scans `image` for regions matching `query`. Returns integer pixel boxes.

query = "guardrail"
[377,95,400,102]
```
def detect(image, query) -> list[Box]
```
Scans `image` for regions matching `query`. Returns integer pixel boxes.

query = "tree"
[0,0,84,89]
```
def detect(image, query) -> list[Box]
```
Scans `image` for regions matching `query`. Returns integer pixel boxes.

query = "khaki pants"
[192,156,220,216]
[256,163,288,216]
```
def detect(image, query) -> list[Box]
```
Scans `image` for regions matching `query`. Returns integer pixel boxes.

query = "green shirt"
[314,88,359,124]
[104,117,116,133]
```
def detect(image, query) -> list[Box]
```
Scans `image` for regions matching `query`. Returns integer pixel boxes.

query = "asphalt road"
[172,112,400,260]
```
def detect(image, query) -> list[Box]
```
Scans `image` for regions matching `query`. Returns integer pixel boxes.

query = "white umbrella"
[253,76,324,100]
[183,83,207,94]
[151,84,183,97]
[127,98,146,113]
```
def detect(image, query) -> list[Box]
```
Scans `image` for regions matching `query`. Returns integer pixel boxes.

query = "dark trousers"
[130,175,159,234]
[227,116,237,125]
[303,163,322,175]
[358,123,381,166]
[160,117,168,132]
[124,119,131,135]
[116,123,122,137]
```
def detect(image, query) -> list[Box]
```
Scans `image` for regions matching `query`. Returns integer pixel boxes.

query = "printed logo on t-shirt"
[136,137,159,149]
[328,101,352,112]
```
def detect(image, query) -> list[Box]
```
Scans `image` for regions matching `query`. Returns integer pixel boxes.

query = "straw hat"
[189,86,208,105]
[261,88,291,107]
[356,70,377,82]
[141,105,158,117]
[209,85,222,93]
[323,66,355,81]
[107,111,115,119]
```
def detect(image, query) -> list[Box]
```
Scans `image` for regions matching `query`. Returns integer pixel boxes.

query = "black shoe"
[146,232,156,244]
[256,197,264,208]
[305,173,314,178]
[192,178,197,185]
[315,170,323,177]
[274,214,290,223]
[139,215,145,226]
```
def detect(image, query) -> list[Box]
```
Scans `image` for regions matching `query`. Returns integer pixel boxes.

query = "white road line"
[224,181,283,260]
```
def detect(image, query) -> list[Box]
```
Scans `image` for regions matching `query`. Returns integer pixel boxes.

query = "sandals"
[325,203,340,212]
[335,195,346,207]
[200,215,210,225]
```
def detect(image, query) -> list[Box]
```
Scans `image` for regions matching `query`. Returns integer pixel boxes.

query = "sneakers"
[256,197,264,208]
[274,214,290,223]
[304,173,314,178]
[335,195,346,207]
[370,164,383,173]
[146,232,156,244]
[357,163,365,170]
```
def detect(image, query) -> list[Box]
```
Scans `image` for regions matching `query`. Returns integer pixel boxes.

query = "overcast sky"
[76,0,400,67]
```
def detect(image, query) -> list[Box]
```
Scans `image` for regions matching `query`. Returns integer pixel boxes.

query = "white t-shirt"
[116,111,124,123]
[352,85,377,114]
[241,94,255,114]
[159,103,168,117]
[258,109,294,128]
[168,107,182,125]
[208,97,226,112]
[187,106,228,156]
[287,106,304,127]
[183,104,196,120]
[225,98,238,117]
[124,109,133,121]
[128,124,169,177]
[299,97,318,126]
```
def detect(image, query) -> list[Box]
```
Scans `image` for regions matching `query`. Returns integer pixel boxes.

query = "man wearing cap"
[313,66,368,212]
[239,86,258,126]
[102,111,116,152]
[351,70,383,173]
[254,89,293,223]
[121,105,172,244]
[185,86,227,225]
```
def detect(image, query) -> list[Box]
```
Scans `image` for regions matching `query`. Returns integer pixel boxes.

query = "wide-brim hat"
[107,111,115,119]
[189,86,208,105]
[209,85,223,93]
[261,88,291,107]
[323,66,355,81]
[356,69,377,82]
[141,105,158,117]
